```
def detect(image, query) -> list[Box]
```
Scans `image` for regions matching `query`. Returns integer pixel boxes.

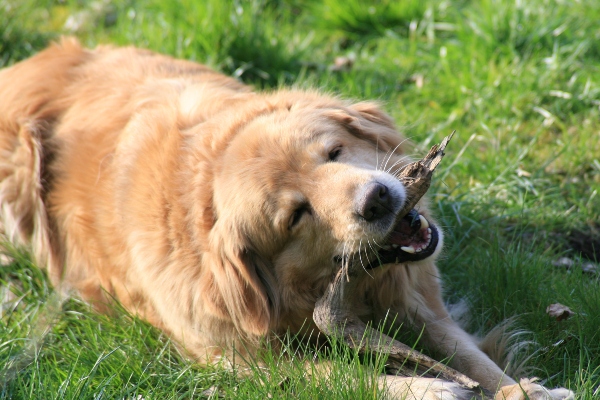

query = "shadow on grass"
[313,0,426,41]
[218,27,305,88]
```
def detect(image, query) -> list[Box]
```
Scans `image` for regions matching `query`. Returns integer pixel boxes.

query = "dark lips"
[366,209,439,269]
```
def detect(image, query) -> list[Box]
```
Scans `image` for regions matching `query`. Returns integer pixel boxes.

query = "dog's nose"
[355,182,393,221]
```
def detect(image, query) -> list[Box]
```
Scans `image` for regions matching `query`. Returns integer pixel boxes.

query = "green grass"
[1,0,599,398]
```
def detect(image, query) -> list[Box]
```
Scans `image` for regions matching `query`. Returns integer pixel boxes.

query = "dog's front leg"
[412,317,574,399]
[401,264,573,399]
[378,374,475,400]
[414,305,516,391]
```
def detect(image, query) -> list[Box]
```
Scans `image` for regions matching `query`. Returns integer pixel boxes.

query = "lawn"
[1,0,599,398]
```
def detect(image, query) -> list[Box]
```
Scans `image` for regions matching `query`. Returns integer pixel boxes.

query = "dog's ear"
[201,221,274,338]
[349,101,397,129]
[326,102,407,154]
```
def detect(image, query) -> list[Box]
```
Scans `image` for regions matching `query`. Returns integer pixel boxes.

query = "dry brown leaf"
[329,54,356,71]
[546,303,574,322]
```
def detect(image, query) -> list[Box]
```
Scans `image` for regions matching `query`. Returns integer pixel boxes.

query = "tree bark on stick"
[313,132,491,398]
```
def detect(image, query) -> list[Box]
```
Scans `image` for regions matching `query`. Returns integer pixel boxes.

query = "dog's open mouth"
[367,209,439,268]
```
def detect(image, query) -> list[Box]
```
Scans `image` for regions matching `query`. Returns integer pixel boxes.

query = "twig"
[396,131,454,217]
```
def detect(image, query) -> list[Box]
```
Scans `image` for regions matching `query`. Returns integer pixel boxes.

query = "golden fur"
[0,39,572,399]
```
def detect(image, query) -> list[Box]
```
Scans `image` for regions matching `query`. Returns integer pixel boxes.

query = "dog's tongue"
[366,209,437,268]
[389,209,421,245]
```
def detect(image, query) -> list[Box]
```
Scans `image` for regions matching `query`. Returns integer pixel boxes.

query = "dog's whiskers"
[378,145,395,171]
[356,238,368,274]
[379,143,402,172]
[372,238,384,249]
[375,133,380,172]
[366,237,379,254]
[355,238,375,278]
[340,240,354,282]
[362,238,376,278]
[385,155,412,175]
[378,138,410,172]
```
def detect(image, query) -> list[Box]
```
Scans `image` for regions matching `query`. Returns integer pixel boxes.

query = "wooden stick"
[314,267,482,387]
[396,131,454,217]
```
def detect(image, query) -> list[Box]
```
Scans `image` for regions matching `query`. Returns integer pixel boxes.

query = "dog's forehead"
[229,111,344,168]
[214,113,322,190]
[263,113,342,154]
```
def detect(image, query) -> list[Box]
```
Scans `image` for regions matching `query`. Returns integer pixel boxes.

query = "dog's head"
[202,95,443,338]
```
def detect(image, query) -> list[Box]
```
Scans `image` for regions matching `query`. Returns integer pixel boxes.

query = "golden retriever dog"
[0,38,573,399]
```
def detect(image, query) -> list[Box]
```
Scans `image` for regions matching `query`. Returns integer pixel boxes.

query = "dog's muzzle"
[351,179,439,268]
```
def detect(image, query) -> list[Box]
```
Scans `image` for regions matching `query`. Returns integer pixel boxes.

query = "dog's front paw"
[381,376,474,400]
[495,378,574,400]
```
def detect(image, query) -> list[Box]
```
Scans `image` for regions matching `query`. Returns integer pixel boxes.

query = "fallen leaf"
[552,257,574,268]
[411,74,424,89]
[200,386,225,398]
[329,54,355,71]
[516,167,531,177]
[582,262,600,275]
[552,256,599,275]
[546,303,574,322]
[63,0,116,32]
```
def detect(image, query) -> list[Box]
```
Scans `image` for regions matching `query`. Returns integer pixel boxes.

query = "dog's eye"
[328,146,342,161]
[288,205,311,230]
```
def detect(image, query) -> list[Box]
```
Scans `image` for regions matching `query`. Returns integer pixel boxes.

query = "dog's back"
[0,38,90,279]
[0,38,247,293]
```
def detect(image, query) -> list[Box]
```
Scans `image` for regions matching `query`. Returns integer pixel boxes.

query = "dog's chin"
[366,209,440,269]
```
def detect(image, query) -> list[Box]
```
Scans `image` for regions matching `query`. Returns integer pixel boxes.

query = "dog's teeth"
[400,246,416,253]
[391,244,399,249]
[427,228,432,234]
[419,215,429,230]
